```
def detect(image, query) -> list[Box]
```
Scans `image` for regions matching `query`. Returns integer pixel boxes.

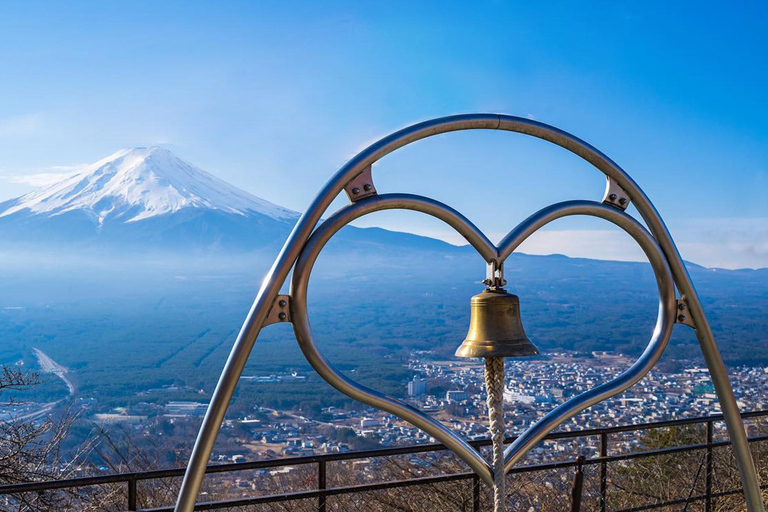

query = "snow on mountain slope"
[0,147,461,254]
[0,147,298,225]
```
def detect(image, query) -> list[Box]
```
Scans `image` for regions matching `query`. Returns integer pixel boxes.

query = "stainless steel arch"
[290,194,497,486]
[175,114,765,512]
[288,195,676,486]
[499,200,676,471]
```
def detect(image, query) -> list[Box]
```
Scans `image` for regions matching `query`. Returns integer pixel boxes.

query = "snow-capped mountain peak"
[0,147,298,224]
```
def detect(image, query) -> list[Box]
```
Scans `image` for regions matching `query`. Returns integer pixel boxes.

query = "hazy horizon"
[1,2,766,269]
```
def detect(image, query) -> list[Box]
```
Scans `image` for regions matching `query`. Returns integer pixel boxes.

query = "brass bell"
[455,288,539,358]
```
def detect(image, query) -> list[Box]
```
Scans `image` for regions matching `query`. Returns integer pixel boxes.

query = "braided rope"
[485,356,506,512]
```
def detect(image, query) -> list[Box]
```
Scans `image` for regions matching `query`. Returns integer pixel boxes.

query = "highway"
[32,347,76,396]
[1,349,78,422]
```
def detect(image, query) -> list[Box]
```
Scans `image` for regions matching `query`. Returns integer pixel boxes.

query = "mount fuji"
[0,147,453,254]
[0,147,298,224]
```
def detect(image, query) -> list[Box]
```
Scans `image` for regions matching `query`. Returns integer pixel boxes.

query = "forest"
[1,244,767,412]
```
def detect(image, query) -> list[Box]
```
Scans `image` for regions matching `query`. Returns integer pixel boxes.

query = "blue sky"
[0,1,766,268]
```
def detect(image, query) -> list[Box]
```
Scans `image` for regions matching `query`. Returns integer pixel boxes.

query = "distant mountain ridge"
[1,148,765,271]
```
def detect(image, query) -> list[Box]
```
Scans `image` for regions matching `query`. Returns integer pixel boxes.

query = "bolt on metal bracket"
[344,165,377,202]
[264,295,292,326]
[602,177,630,210]
[675,299,695,328]
[483,260,507,289]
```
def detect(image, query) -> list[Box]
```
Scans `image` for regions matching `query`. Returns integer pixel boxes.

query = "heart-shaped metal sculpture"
[289,194,677,486]
[176,114,764,512]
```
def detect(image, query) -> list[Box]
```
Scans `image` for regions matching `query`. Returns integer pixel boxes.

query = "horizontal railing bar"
[613,483,768,512]
[0,473,138,493]
[552,409,768,437]
[615,494,710,512]
[587,434,768,466]
[138,472,475,511]
[137,435,768,511]
[711,482,768,498]
[1,410,766,499]
[136,478,768,512]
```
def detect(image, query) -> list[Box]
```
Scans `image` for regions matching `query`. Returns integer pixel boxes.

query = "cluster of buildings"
[408,352,768,419]
[91,352,768,467]
[199,352,768,466]
[398,352,768,457]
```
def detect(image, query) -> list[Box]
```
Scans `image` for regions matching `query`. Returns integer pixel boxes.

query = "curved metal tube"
[290,198,676,482]
[306,193,498,263]
[175,114,764,512]
[498,201,676,470]
[290,194,497,485]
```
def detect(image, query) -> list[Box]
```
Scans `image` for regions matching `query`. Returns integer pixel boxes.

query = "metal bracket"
[675,299,695,328]
[483,261,507,289]
[264,295,292,326]
[602,177,630,210]
[344,166,377,202]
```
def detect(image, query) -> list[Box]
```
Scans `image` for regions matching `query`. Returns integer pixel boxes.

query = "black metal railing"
[2,410,768,511]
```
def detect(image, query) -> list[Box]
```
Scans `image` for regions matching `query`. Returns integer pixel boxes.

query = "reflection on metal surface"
[289,194,495,485]
[498,200,676,472]
[174,114,765,512]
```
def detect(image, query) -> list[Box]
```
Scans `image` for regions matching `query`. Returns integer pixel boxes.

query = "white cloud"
[48,165,84,172]
[1,164,86,188]
[671,218,768,269]
[0,114,42,137]
[503,223,768,270]
[375,222,768,270]
[6,172,74,187]
[514,229,647,262]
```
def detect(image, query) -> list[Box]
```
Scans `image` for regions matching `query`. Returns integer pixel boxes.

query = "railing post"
[600,432,608,512]
[472,473,481,512]
[706,420,714,512]
[127,477,137,511]
[571,456,586,512]
[318,460,327,512]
